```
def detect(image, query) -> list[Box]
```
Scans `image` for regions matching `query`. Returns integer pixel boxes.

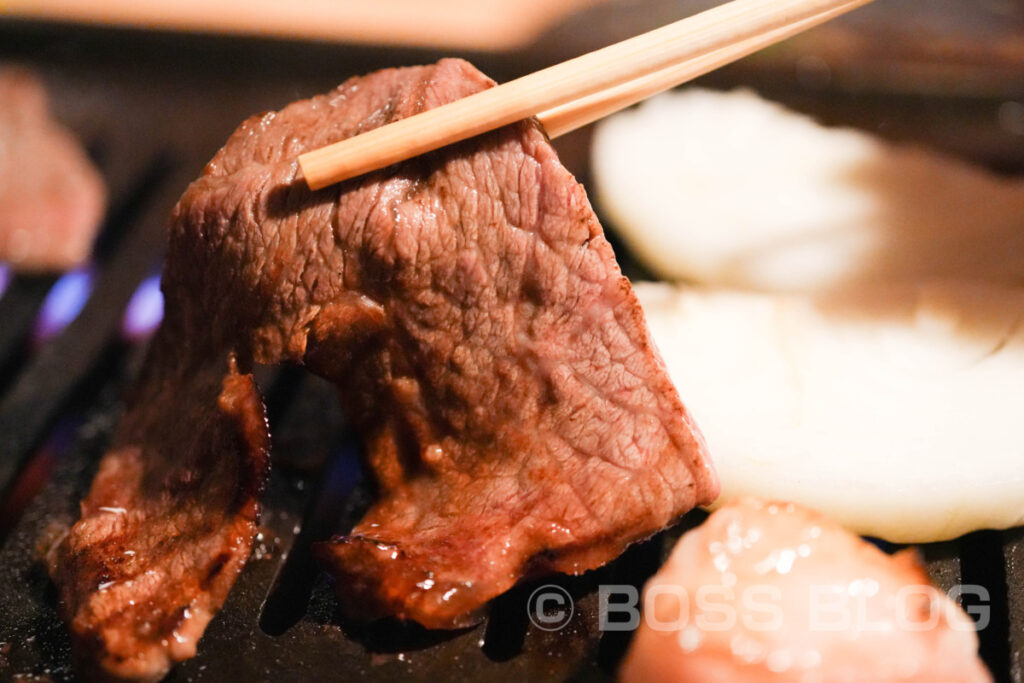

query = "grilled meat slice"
[55,57,716,679]
[53,352,269,682]
[169,57,716,627]
[0,67,105,271]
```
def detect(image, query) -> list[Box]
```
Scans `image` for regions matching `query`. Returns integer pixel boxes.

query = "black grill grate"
[1,14,1023,682]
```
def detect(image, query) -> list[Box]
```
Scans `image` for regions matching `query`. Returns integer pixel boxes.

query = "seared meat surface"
[53,351,269,682]
[54,58,716,679]
[0,67,105,270]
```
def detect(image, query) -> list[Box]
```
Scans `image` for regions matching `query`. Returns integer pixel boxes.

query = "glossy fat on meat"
[0,67,105,270]
[621,498,990,683]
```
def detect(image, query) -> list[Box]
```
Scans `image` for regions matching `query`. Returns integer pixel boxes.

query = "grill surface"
[1,5,1023,681]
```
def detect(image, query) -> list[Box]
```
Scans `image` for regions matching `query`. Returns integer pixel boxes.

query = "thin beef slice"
[53,351,269,682]
[178,57,719,626]
[54,58,717,680]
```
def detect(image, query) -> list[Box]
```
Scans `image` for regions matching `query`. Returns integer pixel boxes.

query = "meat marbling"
[54,58,716,679]
[0,67,106,270]
[621,498,990,682]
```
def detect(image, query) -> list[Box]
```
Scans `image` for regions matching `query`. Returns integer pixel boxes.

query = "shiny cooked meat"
[0,67,105,270]
[52,351,269,682]
[621,498,990,683]
[53,58,717,679]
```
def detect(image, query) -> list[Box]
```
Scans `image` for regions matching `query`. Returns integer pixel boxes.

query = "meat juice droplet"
[422,444,444,465]
[548,522,572,538]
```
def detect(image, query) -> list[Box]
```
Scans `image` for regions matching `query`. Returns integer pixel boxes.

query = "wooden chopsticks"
[536,0,868,138]
[299,0,873,191]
